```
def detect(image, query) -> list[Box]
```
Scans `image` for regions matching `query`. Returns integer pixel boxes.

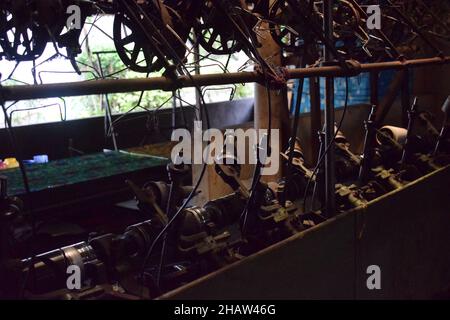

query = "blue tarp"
[291,70,397,113]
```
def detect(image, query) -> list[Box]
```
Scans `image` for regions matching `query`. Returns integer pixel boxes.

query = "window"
[0,15,253,128]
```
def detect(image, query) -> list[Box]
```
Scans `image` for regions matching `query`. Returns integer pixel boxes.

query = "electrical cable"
[107,93,173,136]
[240,81,272,236]
[134,0,276,294]
[127,1,215,297]
[235,13,276,232]
[9,103,66,124]
[302,76,349,213]
[281,48,307,207]
[226,4,274,236]
[2,0,274,297]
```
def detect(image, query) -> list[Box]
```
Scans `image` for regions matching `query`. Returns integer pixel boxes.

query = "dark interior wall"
[414,41,450,116]
[0,98,254,160]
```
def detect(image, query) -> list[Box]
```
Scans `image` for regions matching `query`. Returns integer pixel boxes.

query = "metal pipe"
[1,57,449,102]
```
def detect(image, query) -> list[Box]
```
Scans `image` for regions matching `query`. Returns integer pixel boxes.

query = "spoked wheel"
[381,10,417,54]
[0,6,48,61]
[113,8,165,73]
[332,0,361,39]
[164,4,190,61]
[329,0,364,58]
[194,1,242,55]
[415,1,450,41]
[268,0,309,52]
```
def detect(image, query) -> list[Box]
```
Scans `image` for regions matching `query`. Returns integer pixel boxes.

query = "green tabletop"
[1,151,169,196]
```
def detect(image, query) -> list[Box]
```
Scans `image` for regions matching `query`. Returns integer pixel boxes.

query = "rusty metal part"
[281,138,314,180]
[372,167,405,190]
[335,184,368,210]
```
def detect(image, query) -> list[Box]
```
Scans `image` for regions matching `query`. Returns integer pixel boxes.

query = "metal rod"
[322,0,336,218]
[193,34,202,122]
[310,76,321,163]
[1,57,449,102]
[401,97,418,165]
[95,52,118,151]
[358,104,377,184]
[172,90,177,129]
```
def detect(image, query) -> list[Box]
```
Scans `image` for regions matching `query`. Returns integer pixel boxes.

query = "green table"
[1,151,169,216]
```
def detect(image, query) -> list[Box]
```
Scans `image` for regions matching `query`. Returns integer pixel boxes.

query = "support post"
[254,13,289,182]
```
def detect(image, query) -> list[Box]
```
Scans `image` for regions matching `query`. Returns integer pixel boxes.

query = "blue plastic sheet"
[290,70,397,113]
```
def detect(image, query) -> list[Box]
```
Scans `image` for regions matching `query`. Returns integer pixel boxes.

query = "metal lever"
[215,163,250,198]
[126,180,168,226]
[359,105,377,184]
[434,96,450,155]
[280,140,314,181]
[401,97,419,165]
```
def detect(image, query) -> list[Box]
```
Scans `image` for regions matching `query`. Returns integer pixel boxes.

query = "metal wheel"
[332,0,361,40]
[268,0,309,51]
[329,0,364,58]
[194,1,242,55]
[113,6,164,73]
[0,6,48,61]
